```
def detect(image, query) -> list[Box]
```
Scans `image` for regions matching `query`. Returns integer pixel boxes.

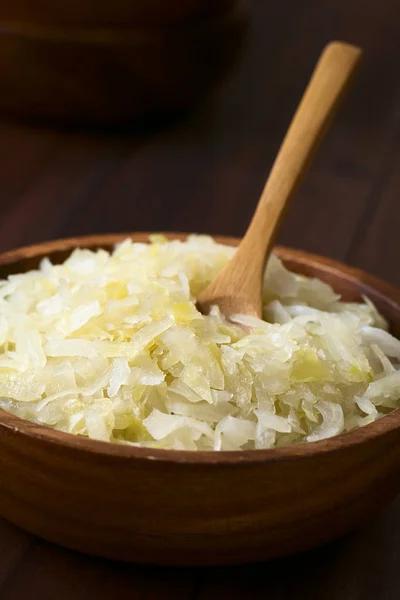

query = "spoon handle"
[197,41,362,318]
[243,42,362,267]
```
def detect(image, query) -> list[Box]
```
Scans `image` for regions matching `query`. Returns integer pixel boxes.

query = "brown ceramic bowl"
[0,233,399,566]
[0,2,249,126]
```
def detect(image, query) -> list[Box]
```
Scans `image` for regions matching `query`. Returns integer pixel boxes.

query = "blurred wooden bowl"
[0,0,240,27]
[0,1,250,126]
[0,233,399,566]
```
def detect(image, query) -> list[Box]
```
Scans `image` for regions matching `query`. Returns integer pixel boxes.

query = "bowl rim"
[0,0,248,46]
[0,231,399,465]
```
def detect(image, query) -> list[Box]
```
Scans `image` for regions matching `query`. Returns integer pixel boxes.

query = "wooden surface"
[197,42,362,318]
[0,0,399,596]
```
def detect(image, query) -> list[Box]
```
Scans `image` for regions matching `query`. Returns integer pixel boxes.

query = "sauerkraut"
[0,235,399,451]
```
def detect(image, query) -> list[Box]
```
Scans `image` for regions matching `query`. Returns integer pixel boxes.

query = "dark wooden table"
[1,0,399,597]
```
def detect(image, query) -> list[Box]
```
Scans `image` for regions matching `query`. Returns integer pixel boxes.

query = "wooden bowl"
[0,2,249,126]
[0,0,239,27]
[0,233,399,566]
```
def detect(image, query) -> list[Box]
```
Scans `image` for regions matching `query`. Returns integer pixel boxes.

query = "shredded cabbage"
[0,235,399,451]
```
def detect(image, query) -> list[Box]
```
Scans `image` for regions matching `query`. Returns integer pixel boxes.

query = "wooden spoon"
[197,41,362,319]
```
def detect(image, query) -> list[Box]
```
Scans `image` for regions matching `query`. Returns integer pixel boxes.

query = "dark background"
[0,0,399,598]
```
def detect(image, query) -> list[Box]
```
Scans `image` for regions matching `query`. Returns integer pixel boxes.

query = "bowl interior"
[1,232,399,332]
[0,231,399,462]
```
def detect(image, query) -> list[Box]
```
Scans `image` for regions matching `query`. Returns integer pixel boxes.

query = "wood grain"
[197,42,361,318]
[0,0,400,595]
[0,521,32,589]
[0,540,197,600]
[347,138,400,287]
[196,497,400,600]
